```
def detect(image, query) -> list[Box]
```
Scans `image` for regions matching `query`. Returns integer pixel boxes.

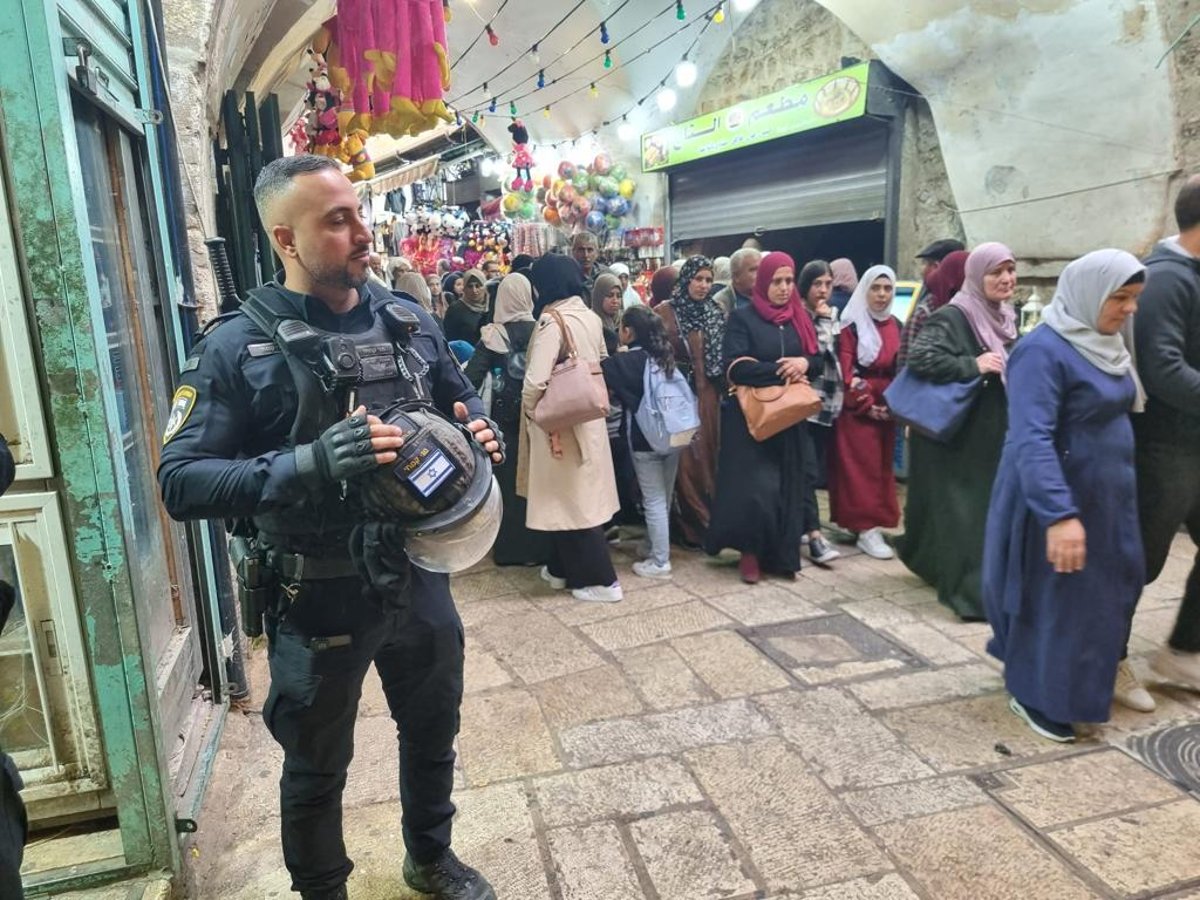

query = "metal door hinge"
[137,108,165,126]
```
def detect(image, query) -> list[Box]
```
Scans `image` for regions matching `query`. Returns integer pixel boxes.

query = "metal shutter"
[668,120,890,242]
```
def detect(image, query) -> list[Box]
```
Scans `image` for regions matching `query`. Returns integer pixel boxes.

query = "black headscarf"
[531,254,586,316]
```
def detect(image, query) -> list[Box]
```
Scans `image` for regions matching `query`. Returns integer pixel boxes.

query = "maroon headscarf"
[923,249,968,311]
[649,266,677,307]
[751,251,818,355]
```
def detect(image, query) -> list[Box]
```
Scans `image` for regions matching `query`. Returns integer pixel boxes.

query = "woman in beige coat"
[518,255,622,603]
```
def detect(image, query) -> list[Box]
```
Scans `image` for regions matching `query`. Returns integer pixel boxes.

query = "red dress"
[829,318,901,532]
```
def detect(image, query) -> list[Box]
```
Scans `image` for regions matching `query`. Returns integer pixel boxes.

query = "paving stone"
[359,662,391,717]
[546,582,697,627]
[953,631,1003,671]
[878,622,979,666]
[757,688,934,789]
[1050,799,1200,896]
[630,809,755,899]
[666,557,750,597]
[558,698,774,767]
[770,633,862,665]
[875,804,1094,900]
[578,600,734,651]
[848,664,1003,710]
[458,688,559,784]
[791,873,923,899]
[464,635,513,694]
[840,776,989,827]
[670,630,791,697]
[613,644,711,710]
[456,595,539,629]
[793,658,909,686]
[996,749,1182,828]
[533,757,703,827]
[547,822,645,900]
[533,664,644,729]
[747,614,916,674]
[475,608,605,683]
[840,598,920,629]
[885,586,939,608]
[774,572,849,604]
[451,568,529,602]
[1131,606,1179,645]
[687,739,890,892]
[705,584,829,626]
[881,693,1060,772]
[345,715,402,808]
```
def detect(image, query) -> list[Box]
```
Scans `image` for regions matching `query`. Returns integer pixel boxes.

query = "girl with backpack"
[601,306,697,578]
[465,273,552,567]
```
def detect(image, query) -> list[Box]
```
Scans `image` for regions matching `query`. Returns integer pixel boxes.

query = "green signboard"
[641,62,871,173]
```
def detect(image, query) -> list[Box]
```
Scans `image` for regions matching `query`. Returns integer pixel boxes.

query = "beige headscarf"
[461,268,489,313]
[394,272,432,311]
[591,272,623,332]
[479,273,535,353]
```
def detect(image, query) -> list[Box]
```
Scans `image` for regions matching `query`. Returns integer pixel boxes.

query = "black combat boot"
[403,849,496,899]
[300,885,348,900]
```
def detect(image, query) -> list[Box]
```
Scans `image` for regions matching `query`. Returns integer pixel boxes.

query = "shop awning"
[360,154,441,193]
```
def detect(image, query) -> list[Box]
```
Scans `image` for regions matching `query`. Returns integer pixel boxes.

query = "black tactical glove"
[295,412,378,488]
[349,522,411,609]
[477,415,506,465]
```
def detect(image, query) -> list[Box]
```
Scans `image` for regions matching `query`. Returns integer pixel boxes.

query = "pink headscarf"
[830,258,858,293]
[751,252,818,355]
[949,242,1018,363]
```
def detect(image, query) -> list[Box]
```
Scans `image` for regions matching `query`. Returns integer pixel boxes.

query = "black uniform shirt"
[157,280,484,525]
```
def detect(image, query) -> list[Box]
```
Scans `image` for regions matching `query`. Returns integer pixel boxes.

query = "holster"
[230,535,275,638]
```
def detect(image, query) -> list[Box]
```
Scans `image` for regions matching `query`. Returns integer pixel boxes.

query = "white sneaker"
[539,566,566,590]
[633,559,672,579]
[1151,646,1200,692]
[856,527,894,560]
[572,583,624,603]
[1113,659,1156,712]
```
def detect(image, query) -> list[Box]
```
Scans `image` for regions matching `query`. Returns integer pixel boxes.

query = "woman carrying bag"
[706,251,823,584]
[465,273,552,568]
[519,255,622,603]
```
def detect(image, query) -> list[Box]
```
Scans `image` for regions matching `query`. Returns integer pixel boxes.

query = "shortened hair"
[1176,176,1200,231]
[253,154,342,220]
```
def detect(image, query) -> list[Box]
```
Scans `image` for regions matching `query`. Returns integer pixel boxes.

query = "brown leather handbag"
[532,308,610,432]
[727,356,822,441]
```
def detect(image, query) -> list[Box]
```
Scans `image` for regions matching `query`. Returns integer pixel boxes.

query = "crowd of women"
[389,210,1198,746]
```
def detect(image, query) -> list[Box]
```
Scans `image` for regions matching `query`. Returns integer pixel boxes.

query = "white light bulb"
[618,121,636,142]
[733,0,758,10]
[675,60,698,88]
[656,87,677,112]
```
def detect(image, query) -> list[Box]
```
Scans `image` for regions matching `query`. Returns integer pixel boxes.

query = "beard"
[297,250,370,291]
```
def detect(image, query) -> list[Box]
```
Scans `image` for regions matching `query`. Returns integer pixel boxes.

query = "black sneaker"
[807,535,841,566]
[1008,697,1074,743]
[300,886,348,900]
[403,849,497,900]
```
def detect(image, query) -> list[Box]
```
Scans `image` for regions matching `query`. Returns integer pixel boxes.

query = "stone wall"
[163,0,220,323]
[1156,0,1200,229]
[694,0,963,278]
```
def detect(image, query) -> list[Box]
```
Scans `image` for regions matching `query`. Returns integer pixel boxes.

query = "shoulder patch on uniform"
[180,355,201,373]
[247,342,279,358]
[162,385,197,445]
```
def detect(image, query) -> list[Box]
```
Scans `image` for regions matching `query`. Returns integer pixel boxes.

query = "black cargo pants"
[263,566,465,894]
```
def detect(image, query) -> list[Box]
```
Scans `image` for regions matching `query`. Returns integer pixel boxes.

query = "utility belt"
[229,534,360,637]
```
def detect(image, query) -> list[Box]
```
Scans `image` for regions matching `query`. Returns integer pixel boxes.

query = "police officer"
[158,155,501,900]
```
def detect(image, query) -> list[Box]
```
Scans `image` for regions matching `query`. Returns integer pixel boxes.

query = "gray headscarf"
[394,272,432,312]
[1041,248,1147,411]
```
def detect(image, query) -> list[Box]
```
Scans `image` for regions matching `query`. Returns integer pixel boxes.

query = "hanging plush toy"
[339,128,375,182]
[507,119,534,193]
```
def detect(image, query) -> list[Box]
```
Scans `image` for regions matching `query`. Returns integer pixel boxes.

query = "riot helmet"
[355,400,501,573]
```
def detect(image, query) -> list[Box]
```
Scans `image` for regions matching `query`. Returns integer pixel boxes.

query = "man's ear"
[272,224,298,258]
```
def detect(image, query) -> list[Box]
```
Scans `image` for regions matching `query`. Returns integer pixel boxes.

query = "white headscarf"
[479,273,535,353]
[1041,248,1146,411]
[841,265,897,367]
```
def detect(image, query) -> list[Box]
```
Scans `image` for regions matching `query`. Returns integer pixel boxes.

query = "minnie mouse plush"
[507,119,534,193]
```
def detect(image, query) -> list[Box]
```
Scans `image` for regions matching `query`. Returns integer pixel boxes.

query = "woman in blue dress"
[984,249,1147,743]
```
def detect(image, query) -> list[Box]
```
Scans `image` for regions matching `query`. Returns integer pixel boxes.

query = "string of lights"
[458,0,721,119]
[448,0,514,70]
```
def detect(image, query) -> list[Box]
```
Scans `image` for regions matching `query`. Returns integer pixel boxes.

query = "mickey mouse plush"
[507,119,534,193]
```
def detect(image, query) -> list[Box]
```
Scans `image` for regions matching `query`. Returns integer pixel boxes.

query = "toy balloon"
[573,195,591,216]
[502,193,521,213]
[609,163,627,182]
[585,210,606,232]
[599,177,619,198]
[543,206,561,224]
[593,153,612,175]
[558,161,577,180]
[536,187,547,203]
[560,184,577,204]
[573,173,590,192]
[543,174,553,190]
[605,214,622,230]
[619,178,636,199]
[587,172,601,191]
[521,200,537,219]
[608,197,630,217]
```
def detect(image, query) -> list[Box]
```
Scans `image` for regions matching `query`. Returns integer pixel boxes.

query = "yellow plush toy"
[339,128,375,182]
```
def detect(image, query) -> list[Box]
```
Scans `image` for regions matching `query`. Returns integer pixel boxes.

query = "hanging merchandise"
[457,219,512,272]
[507,119,534,192]
[289,44,377,182]
[400,205,470,274]
[315,2,453,140]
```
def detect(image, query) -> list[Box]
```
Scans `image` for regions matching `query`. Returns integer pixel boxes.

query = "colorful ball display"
[502,193,521,213]
[573,172,590,192]
[585,210,606,232]
[543,206,560,224]
[607,197,630,217]
[598,176,620,198]
[609,163,627,182]
[593,153,612,175]
[557,161,576,180]
[618,178,636,199]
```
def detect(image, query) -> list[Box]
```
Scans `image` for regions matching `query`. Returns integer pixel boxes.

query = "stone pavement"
[188,531,1200,900]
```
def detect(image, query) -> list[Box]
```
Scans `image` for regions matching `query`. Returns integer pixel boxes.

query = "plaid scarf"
[809,308,844,427]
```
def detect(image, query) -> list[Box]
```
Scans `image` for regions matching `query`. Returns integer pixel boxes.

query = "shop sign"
[640,62,870,172]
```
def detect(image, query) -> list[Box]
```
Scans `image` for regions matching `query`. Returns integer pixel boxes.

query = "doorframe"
[0,0,180,882]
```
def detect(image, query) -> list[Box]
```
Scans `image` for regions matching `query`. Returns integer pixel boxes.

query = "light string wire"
[449,0,514,70]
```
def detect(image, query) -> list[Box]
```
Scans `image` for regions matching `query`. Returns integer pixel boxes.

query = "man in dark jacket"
[1134,175,1200,691]
[0,434,26,899]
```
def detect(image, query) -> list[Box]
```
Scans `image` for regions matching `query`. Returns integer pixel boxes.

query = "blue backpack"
[634,359,700,454]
